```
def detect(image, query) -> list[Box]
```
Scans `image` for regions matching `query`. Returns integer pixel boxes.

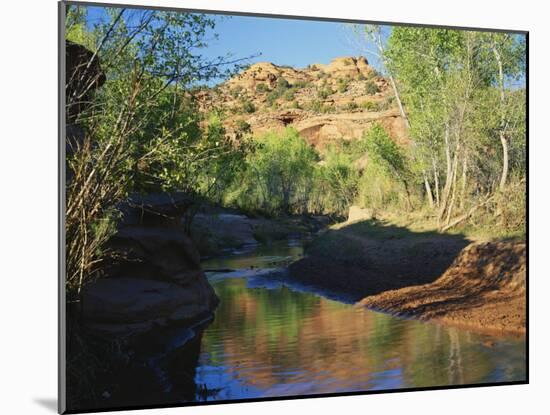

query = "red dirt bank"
[357,241,526,334]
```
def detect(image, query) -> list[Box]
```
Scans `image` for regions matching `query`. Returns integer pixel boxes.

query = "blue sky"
[82,5,524,88]
[84,5,386,72]
[201,15,380,69]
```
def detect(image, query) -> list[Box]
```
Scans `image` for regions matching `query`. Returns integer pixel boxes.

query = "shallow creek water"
[192,239,526,401]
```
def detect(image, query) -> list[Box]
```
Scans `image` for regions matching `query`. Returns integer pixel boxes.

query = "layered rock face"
[82,193,219,336]
[198,56,408,150]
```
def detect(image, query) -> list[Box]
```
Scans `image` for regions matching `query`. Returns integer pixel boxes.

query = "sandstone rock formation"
[199,56,409,150]
[82,192,219,337]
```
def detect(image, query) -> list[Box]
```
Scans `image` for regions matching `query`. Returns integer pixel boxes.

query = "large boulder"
[107,225,202,283]
[190,213,258,255]
[89,192,220,337]
[82,277,218,336]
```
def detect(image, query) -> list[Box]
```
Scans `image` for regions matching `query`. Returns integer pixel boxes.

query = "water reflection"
[194,242,526,401]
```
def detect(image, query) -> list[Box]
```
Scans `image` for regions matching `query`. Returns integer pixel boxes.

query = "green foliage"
[365,124,408,178]
[228,128,318,215]
[337,78,350,93]
[265,77,292,105]
[344,100,358,111]
[318,146,360,214]
[361,101,379,111]
[284,88,297,101]
[293,80,310,89]
[66,6,97,50]
[65,6,252,297]
[317,84,334,99]
[277,77,290,90]
[242,100,256,113]
[235,119,252,134]
[307,99,323,113]
[306,99,334,114]
[367,69,381,79]
[266,90,279,106]
[383,27,526,225]
[355,124,417,210]
[255,83,269,93]
[365,81,380,95]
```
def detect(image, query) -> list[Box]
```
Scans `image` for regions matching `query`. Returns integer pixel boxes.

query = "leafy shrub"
[242,100,256,113]
[317,85,334,99]
[277,77,290,90]
[337,78,349,93]
[306,100,334,113]
[367,69,381,79]
[235,119,251,134]
[365,81,380,95]
[293,80,310,89]
[361,101,380,111]
[344,101,358,111]
[307,100,323,112]
[265,77,292,105]
[266,90,279,106]
[284,88,296,101]
[231,128,319,214]
[255,83,269,93]
[318,145,360,214]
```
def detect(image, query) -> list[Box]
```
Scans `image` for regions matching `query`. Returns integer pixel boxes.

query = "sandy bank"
[357,241,526,334]
[288,219,526,334]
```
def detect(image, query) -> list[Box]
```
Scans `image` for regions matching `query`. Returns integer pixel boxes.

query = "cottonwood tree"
[65,5,251,298]
[384,27,525,229]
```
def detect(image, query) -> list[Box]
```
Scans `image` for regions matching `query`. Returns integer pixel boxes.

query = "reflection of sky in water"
[194,242,526,402]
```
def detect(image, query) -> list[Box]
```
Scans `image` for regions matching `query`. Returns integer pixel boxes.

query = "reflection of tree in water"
[447,328,464,385]
[198,277,523,397]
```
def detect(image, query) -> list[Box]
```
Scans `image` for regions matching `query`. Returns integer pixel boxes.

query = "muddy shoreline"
[288,219,526,335]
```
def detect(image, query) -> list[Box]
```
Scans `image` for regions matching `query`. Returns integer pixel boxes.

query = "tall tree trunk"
[493,45,509,191]
[424,174,434,208]
[388,75,410,128]
[433,157,440,208]
[439,123,453,221]
[402,179,413,211]
[445,153,460,226]
[460,153,468,210]
[498,131,509,191]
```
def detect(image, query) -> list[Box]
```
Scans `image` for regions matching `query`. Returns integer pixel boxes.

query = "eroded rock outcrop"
[199,56,408,149]
[82,193,219,337]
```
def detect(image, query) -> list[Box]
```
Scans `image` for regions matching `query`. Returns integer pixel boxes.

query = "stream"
[192,239,526,401]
